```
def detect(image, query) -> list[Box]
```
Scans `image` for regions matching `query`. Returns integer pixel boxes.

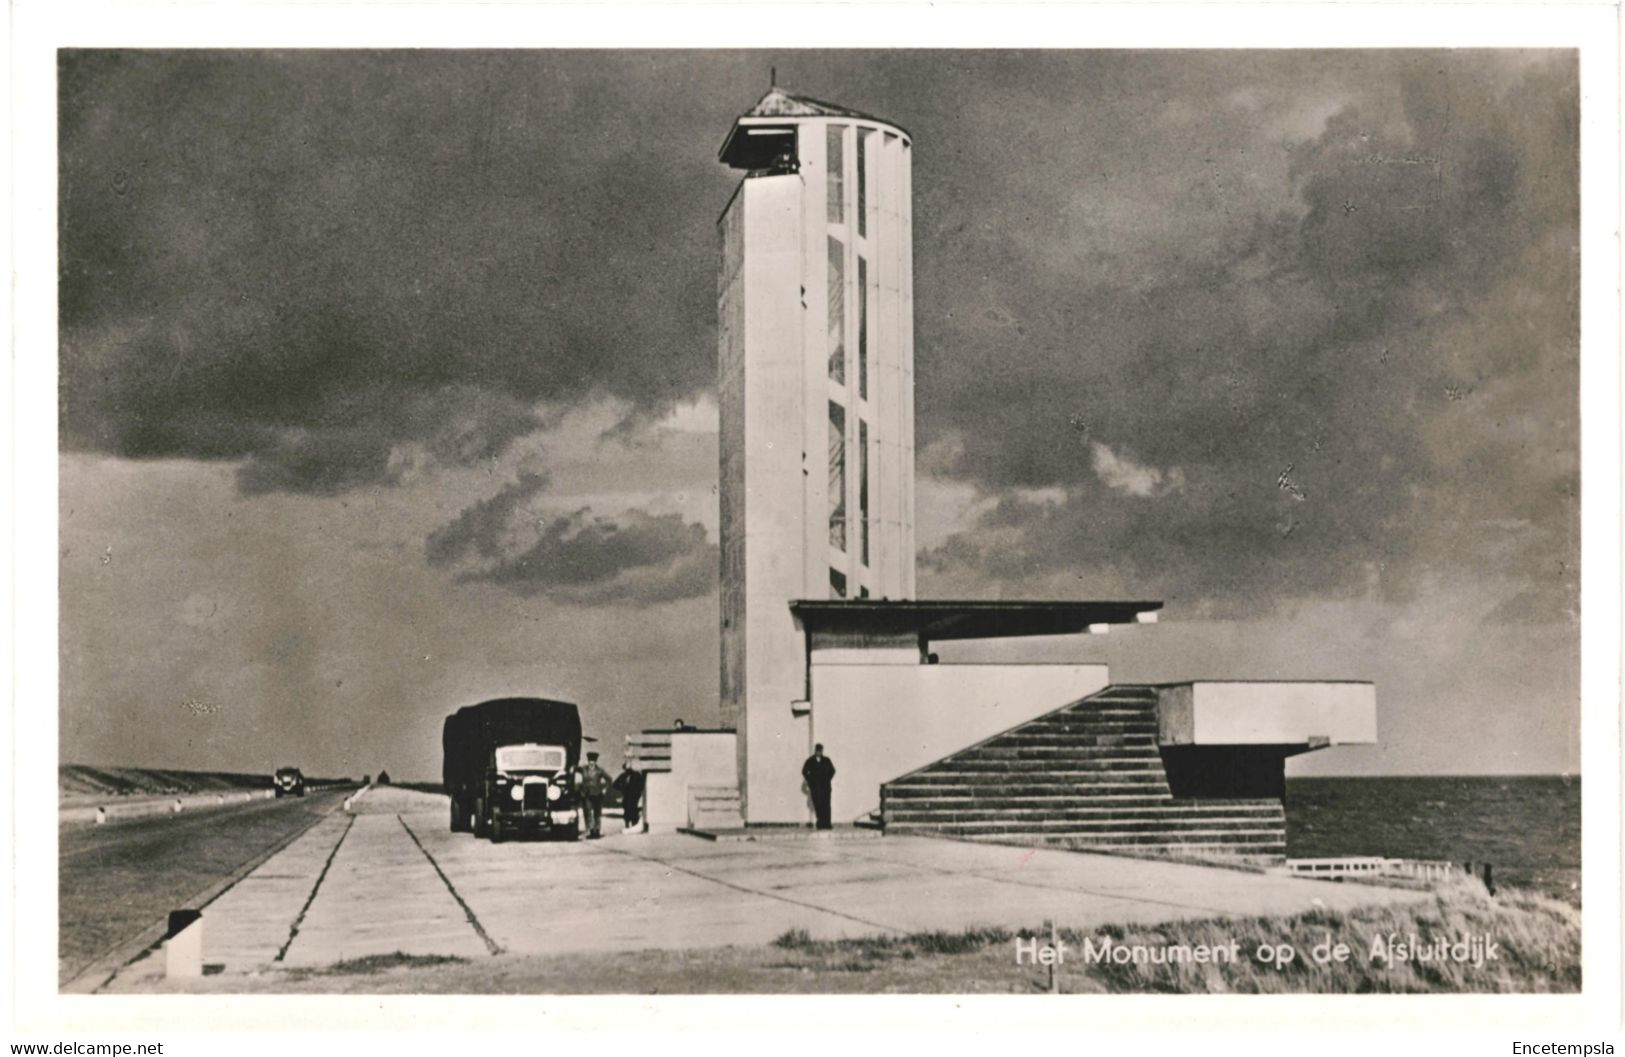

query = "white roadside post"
[164,910,203,979]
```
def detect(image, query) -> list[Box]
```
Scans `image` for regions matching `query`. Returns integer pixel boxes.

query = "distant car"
[274,767,306,798]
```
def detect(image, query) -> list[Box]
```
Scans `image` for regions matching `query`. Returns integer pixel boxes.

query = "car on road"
[273,767,306,798]
[443,698,583,842]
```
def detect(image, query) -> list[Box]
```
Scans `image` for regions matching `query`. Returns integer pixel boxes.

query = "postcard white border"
[8,0,1621,1044]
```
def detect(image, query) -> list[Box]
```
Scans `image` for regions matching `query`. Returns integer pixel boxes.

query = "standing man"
[801,743,836,830]
[612,762,646,831]
[576,751,612,839]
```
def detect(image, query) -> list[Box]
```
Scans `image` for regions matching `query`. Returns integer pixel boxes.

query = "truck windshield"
[495,745,566,772]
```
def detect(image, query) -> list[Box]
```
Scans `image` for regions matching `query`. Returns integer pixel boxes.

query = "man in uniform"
[576,751,612,839]
[801,743,836,830]
[612,762,646,831]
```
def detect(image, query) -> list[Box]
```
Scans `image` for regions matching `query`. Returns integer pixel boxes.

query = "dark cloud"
[917,51,1578,619]
[58,49,1577,623]
[427,475,715,605]
[59,50,746,492]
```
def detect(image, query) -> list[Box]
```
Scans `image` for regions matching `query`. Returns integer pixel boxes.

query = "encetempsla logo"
[1367,932,1502,967]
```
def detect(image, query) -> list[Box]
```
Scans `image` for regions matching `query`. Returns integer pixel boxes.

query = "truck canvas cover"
[442,697,583,787]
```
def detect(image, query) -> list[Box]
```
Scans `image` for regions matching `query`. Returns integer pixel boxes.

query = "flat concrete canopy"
[791,598,1164,643]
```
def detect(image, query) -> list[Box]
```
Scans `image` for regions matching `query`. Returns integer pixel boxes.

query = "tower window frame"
[826,125,846,225]
[827,237,845,384]
[857,255,868,402]
[828,400,847,552]
[859,418,869,567]
[857,129,871,237]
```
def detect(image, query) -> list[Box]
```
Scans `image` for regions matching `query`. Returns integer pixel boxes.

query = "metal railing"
[1285,856,1460,882]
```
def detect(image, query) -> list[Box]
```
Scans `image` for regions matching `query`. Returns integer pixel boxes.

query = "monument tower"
[706,86,1374,846]
[717,88,917,821]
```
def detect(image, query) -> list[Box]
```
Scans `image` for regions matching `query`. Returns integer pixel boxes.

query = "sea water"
[1284,775,1581,905]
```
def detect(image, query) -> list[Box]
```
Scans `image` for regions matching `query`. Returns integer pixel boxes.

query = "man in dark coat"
[612,762,646,830]
[801,743,836,830]
[576,751,612,838]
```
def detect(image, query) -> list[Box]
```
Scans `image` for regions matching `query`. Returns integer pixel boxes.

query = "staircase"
[687,784,745,830]
[880,685,1286,862]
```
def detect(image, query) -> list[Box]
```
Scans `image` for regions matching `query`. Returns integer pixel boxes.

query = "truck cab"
[486,742,579,841]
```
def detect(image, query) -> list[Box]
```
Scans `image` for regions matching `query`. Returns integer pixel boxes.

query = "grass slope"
[60,765,274,800]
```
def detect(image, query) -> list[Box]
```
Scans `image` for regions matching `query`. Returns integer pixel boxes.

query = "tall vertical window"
[826,126,845,225]
[827,238,845,383]
[857,131,869,237]
[828,401,846,551]
[859,419,869,567]
[857,256,868,401]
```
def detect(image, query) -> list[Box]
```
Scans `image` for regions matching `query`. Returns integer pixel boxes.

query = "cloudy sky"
[58,49,1578,781]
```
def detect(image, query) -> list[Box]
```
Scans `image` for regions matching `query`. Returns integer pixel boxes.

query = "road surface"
[59,789,347,987]
[99,785,1430,992]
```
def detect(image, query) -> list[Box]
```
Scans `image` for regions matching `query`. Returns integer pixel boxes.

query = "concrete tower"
[717,88,916,823]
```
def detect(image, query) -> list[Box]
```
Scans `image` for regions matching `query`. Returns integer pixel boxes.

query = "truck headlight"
[546,784,562,802]
[509,785,525,801]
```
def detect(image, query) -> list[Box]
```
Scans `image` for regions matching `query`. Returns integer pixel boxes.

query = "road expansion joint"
[275,813,355,962]
[396,814,502,956]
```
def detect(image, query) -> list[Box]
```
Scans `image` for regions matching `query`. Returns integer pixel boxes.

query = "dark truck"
[443,697,583,842]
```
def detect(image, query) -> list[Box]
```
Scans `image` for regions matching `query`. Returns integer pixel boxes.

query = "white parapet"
[645,730,739,829]
[1156,681,1376,747]
[812,661,1111,821]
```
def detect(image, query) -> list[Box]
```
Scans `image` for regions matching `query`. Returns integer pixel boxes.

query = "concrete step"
[982,732,1160,747]
[886,783,1175,800]
[919,759,1170,774]
[885,803,1284,821]
[893,768,1172,783]
[906,827,1285,846]
[1015,721,1159,735]
[886,814,1284,832]
[958,747,1166,763]
[688,786,744,829]
[884,790,1274,806]
[883,793,1183,809]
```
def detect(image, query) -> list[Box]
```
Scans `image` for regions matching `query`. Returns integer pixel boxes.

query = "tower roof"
[719,86,908,169]
[740,86,890,125]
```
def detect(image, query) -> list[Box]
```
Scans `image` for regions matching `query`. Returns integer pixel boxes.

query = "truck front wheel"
[490,815,505,843]
[449,797,467,833]
[473,799,489,839]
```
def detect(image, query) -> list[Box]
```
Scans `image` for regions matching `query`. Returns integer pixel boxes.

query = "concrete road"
[59,789,347,987]
[101,787,1428,990]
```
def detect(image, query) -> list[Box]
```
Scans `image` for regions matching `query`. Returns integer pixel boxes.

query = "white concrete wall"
[671,732,739,790]
[810,663,1110,821]
[644,732,739,829]
[644,772,686,828]
[738,171,815,823]
[1157,682,1378,746]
